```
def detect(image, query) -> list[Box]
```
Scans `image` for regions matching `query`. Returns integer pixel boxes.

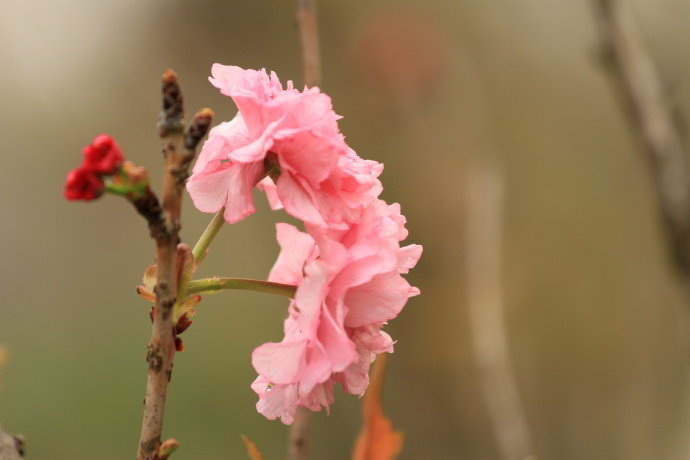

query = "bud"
[174,312,193,335]
[157,438,180,459]
[82,134,124,175]
[64,167,104,201]
[121,161,149,187]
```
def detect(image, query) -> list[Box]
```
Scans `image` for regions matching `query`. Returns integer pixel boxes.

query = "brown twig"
[296,0,322,87]
[182,108,215,180]
[132,187,167,241]
[287,407,311,460]
[287,1,323,457]
[592,0,690,277]
[0,426,23,460]
[465,162,534,460]
[136,69,212,460]
[287,2,323,459]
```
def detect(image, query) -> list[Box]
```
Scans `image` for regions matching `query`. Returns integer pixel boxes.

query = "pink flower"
[185,65,422,424]
[251,201,421,423]
[186,116,266,222]
[187,65,382,228]
[259,147,384,229]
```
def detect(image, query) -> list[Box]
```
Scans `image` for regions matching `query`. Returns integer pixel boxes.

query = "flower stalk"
[186,277,297,298]
[191,208,226,265]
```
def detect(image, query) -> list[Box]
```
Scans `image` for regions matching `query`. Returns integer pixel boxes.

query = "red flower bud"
[81,134,124,175]
[64,167,104,201]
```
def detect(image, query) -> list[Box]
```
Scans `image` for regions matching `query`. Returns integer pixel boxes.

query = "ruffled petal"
[226,117,282,163]
[222,161,264,224]
[186,164,234,214]
[293,261,330,334]
[193,115,250,174]
[397,244,423,273]
[317,305,357,372]
[344,272,416,328]
[273,128,342,184]
[268,223,316,285]
[251,377,299,424]
[257,177,283,210]
[276,173,326,227]
[252,340,308,384]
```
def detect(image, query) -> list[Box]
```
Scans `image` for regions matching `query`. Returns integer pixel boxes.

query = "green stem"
[187,277,297,299]
[192,208,226,265]
[104,182,133,196]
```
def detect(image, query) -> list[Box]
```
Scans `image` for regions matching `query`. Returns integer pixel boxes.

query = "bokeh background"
[2,1,690,459]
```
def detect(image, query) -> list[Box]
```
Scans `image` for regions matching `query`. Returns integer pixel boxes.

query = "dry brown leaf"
[0,346,7,392]
[352,353,404,460]
[137,263,158,301]
[241,434,266,460]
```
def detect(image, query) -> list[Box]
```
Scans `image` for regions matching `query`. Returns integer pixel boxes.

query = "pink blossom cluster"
[187,65,421,424]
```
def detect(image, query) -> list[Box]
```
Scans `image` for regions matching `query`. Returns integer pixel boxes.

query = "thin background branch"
[287,1,322,459]
[592,0,690,279]
[296,0,322,88]
[466,162,535,460]
[0,352,22,460]
[287,407,311,460]
[591,2,690,457]
[0,426,23,460]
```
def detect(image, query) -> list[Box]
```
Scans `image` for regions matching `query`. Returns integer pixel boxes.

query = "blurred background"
[2,0,690,459]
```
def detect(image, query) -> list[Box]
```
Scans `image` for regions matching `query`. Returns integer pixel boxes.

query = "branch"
[465,162,534,460]
[592,0,690,277]
[131,186,167,241]
[137,70,212,460]
[287,407,311,460]
[287,2,324,457]
[296,0,322,87]
[0,426,23,460]
[182,108,215,185]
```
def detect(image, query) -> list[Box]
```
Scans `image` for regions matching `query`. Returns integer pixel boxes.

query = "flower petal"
[276,173,326,227]
[252,340,308,384]
[186,164,234,214]
[257,177,283,210]
[344,272,417,328]
[274,129,342,184]
[268,224,316,285]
